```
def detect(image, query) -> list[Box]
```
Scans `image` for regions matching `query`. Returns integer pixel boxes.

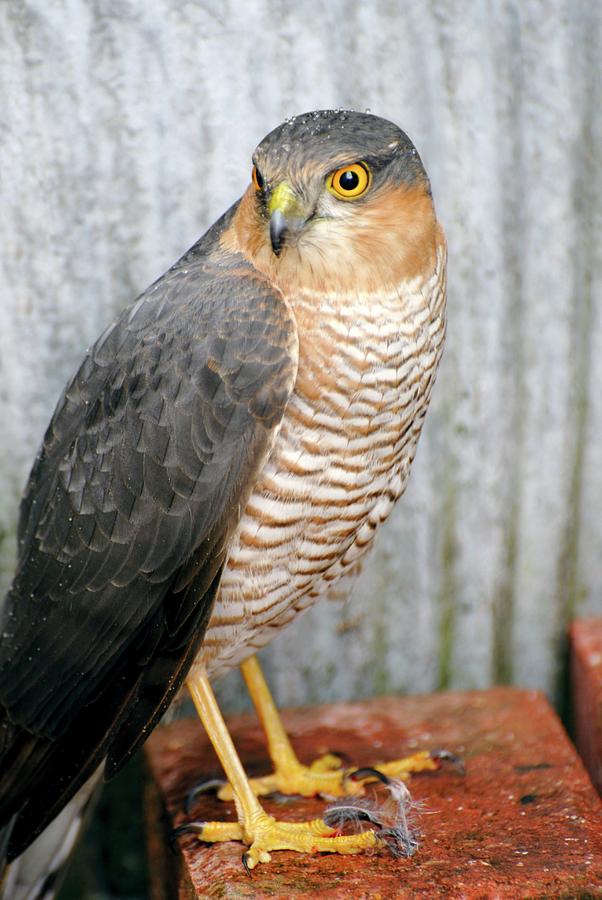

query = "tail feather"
[0,773,100,900]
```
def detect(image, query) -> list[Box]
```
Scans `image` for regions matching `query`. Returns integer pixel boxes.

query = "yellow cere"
[267,181,301,217]
[327,162,371,200]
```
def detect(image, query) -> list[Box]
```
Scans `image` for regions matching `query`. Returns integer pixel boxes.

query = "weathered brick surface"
[571,618,602,797]
[145,687,602,898]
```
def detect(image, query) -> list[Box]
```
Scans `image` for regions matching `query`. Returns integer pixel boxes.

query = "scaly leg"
[185,667,383,869]
[212,655,440,804]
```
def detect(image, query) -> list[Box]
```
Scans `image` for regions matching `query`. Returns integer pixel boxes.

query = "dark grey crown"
[254,109,428,189]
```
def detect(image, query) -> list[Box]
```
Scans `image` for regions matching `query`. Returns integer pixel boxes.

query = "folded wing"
[0,234,298,858]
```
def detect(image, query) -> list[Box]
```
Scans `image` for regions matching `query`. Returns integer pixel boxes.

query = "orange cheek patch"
[221,188,266,258]
[222,180,443,296]
[355,182,440,282]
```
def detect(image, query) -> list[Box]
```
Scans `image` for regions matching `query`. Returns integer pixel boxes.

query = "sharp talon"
[185,778,227,813]
[169,822,205,853]
[430,749,465,775]
[242,851,252,874]
[349,766,391,785]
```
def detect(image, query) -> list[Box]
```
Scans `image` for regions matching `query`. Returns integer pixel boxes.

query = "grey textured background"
[0,1,600,894]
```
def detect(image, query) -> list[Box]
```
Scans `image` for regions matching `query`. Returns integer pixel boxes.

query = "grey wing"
[0,247,298,858]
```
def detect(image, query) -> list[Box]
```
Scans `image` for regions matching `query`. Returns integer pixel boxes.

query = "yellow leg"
[186,667,380,869]
[215,655,439,803]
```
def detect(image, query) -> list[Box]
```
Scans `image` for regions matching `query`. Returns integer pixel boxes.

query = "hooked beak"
[269,208,287,257]
[268,181,305,257]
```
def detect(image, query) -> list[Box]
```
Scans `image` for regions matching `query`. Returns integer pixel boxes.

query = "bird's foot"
[201,813,378,869]
[352,748,463,783]
[191,749,448,805]
[216,751,361,801]
[177,778,419,869]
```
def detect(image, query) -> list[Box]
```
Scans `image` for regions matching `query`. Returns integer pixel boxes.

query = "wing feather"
[0,212,298,857]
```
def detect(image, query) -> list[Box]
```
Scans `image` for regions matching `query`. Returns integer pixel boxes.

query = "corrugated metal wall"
[1,1,600,726]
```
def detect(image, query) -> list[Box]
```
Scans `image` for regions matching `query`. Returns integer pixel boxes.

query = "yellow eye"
[252,165,264,191]
[327,162,371,200]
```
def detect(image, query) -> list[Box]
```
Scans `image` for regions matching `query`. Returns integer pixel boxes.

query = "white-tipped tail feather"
[1,772,101,900]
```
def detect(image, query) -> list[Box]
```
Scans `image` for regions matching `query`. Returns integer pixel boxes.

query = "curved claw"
[430,749,465,775]
[185,778,228,813]
[325,776,421,857]
[242,851,252,875]
[348,766,392,785]
[169,821,206,853]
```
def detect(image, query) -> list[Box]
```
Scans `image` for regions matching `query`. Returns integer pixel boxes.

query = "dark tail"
[0,774,100,900]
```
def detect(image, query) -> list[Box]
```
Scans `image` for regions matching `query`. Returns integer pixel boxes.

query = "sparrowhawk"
[0,110,446,878]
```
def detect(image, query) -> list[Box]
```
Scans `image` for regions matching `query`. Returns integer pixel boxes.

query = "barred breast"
[197,245,446,680]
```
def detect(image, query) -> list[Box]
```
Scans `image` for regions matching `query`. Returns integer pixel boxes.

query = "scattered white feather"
[323,777,421,858]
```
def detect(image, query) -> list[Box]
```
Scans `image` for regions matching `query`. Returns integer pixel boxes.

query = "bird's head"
[224,110,441,294]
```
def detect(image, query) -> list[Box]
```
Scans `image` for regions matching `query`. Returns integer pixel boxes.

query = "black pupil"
[339,169,360,191]
[255,168,264,190]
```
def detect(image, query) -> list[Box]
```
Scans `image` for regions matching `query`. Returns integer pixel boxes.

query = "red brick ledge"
[145,687,602,898]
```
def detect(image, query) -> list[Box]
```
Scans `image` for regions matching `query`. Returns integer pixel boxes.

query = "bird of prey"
[0,110,446,881]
